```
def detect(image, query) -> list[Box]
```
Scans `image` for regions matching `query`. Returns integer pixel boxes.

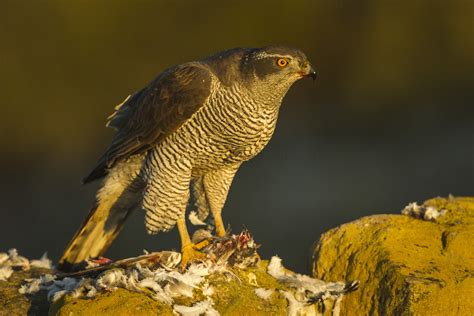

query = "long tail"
[59,170,142,271]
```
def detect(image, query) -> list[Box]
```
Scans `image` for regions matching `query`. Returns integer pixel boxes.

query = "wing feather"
[83,62,212,183]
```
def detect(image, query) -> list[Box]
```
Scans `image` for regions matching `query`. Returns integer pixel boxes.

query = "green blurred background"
[1,0,473,273]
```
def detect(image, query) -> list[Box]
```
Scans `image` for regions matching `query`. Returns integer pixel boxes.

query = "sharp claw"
[180,244,207,270]
[194,239,210,250]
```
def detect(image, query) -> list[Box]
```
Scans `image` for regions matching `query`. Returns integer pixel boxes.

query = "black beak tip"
[308,67,316,80]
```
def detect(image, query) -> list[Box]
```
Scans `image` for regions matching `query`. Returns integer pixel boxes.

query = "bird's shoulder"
[107,62,213,131]
[83,62,214,183]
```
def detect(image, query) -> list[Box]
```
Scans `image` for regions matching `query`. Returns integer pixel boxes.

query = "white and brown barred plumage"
[60,46,316,269]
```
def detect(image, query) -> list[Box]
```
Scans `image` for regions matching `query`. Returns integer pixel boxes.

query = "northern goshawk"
[60,46,316,269]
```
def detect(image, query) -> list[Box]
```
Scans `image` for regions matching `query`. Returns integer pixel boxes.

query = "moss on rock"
[312,197,474,315]
[50,288,174,316]
[0,268,51,316]
[206,262,289,315]
[49,262,300,316]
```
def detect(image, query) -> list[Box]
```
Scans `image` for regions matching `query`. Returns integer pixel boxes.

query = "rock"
[1,247,355,315]
[49,261,339,315]
[50,288,174,316]
[0,268,51,316]
[312,197,474,315]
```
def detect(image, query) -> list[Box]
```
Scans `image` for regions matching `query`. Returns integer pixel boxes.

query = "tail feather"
[59,176,141,271]
[82,159,108,184]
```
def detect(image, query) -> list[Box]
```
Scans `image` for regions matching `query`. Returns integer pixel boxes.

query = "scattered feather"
[0,266,13,281]
[202,283,214,297]
[51,290,68,302]
[247,272,258,286]
[402,202,447,221]
[161,252,182,270]
[4,233,356,316]
[254,288,273,300]
[173,299,219,316]
[268,256,358,315]
[3,249,30,271]
[96,268,126,290]
[19,278,41,294]
[30,253,53,269]
[0,253,9,265]
[267,256,285,279]
[189,211,207,226]
[281,290,311,316]
[332,296,343,316]
[0,249,53,281]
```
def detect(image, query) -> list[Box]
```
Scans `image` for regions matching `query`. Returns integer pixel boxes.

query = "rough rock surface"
[312,197,474,315]
[1,236,355,316]
[0,268,51,316]
[50,261,288,316]
[49,259,352,316]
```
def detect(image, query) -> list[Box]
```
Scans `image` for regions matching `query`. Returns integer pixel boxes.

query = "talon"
[194,239,211,250]
[180,244,206,270]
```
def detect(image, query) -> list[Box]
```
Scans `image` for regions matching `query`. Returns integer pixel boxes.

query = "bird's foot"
[194,238,211,250]
[180,243,207,270]
[215,220,228,238]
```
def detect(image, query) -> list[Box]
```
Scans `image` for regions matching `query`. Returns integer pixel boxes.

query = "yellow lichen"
[50,288,174,316]
[313,196,474,315]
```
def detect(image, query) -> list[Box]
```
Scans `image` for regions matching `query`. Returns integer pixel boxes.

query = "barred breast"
[142,79,282,233]
[182,82,280,175]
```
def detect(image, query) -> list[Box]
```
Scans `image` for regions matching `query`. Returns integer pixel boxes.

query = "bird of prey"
[60,46,316,270]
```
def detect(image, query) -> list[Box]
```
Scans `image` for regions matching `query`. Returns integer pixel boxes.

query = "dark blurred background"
[1,0,473,273]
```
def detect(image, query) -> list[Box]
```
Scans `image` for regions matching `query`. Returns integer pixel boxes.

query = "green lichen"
[49,261,299,315]
[206,263,288,315]
[0,268,51,316]
[313,196,474,315]
[50,288,174,316]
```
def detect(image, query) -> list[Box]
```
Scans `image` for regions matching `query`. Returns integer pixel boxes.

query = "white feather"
[173,299,219,316]
[0,266,13,281]
[0,253,9,265]
[254,288,273,300]
[189,211,206,226]
[96,269,126,290]
[0,249,52,281]
[332,296,343,316]
[202,283,214,297]
[267,256,285,279]
[51,290,67,302]
[30,252,53,269]
[281,290,311,316]
[269,256,354,313]
[6,249,30,270]
[401,202,447,221]
[247,272,258,286]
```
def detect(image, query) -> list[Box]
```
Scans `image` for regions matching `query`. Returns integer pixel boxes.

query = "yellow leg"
[213,212,226,237]
[177,216,206,269]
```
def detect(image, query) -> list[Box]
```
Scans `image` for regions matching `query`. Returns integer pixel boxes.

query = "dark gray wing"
[83,62,212,183]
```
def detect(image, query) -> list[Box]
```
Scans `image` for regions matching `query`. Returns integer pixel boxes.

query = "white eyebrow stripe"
[253,52,293,60]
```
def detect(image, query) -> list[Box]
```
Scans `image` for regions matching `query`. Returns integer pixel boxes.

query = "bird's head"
[240,46,316,91]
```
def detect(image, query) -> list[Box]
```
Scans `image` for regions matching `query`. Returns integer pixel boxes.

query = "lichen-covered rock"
[2,247,355,316]
[50,261,344,316]
[50,288,174,316]
[0,268,51,316]
[312,197,474,315]
[49,262,287,316]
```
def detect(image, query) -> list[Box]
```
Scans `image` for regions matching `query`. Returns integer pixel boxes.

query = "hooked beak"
[307,65,316,80]
[299,63,317,80]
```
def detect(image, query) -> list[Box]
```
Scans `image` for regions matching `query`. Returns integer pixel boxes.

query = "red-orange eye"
[276,58,288,67]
